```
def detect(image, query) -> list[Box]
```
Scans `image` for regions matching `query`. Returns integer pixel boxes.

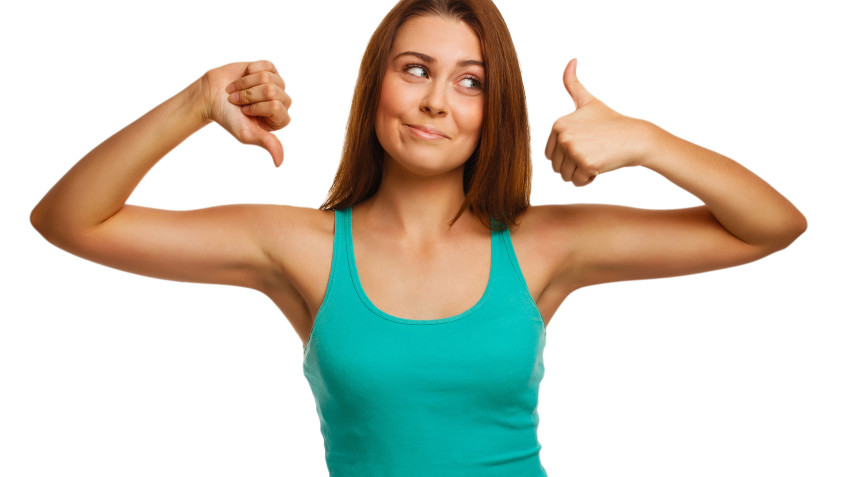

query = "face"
[375,15,485,177]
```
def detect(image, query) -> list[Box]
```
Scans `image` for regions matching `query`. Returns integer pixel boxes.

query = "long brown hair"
[319,0,530,231]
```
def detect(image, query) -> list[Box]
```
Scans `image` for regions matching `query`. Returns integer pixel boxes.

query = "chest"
[352,232,491,320]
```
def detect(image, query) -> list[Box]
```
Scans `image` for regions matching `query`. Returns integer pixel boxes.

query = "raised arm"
[30,60,294,290]
[540,59,806,290]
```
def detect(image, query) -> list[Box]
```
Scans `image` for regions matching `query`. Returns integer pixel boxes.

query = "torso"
[258,204,575,347]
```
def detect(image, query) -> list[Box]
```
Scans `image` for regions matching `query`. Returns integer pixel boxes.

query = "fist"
[200,60,292,167]
[544,59,651,186]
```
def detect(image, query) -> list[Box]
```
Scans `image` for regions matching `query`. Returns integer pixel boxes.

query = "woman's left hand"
[544,58,655,186]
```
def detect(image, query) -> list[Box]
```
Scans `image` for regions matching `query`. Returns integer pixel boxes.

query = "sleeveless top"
[302,207,548,477]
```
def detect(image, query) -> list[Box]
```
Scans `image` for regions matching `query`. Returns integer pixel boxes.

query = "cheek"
[376,79,405,140]
[458,100,485,140]
[377,78,409,119]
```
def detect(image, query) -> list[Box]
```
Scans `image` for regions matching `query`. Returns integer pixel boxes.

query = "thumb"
[563,58,596,109]
[258,131,284,168]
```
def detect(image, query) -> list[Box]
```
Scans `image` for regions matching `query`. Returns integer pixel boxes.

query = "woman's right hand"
[199,60,291,167]
[32,58,303,300]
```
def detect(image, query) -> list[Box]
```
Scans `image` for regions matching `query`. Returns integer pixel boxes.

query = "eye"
[405,65,428,78]
[458,75,483,90]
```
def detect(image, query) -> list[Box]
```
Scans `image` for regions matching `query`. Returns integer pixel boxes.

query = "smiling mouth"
[405,124,449,140]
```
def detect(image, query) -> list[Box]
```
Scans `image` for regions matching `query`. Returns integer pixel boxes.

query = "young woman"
[30,0,805,475]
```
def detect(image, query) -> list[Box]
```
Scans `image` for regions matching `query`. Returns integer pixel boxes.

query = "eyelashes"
[459,75,483,90]
[403,64,484,90]
[405,64,428,78]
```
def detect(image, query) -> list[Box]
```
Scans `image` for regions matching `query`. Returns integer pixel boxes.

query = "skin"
[30,15,806,348]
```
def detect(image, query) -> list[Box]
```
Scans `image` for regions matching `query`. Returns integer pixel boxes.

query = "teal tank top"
[302,207,548,476]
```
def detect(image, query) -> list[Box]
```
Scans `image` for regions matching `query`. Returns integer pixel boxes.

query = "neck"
[359,159,472,240]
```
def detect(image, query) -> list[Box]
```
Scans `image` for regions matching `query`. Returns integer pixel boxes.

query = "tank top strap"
[491,221,544,321]
[302,207,353,353]
[328,206,353,294]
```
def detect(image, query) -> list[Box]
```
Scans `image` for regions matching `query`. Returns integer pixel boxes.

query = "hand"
[199,60,292,167]
[544,59,653,186]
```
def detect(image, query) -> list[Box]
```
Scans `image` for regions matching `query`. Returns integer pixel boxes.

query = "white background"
[2,1,845,476]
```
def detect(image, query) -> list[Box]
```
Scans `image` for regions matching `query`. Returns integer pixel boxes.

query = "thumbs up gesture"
[544,59,653,186]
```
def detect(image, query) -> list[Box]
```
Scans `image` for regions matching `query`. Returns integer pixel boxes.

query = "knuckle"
[570,150,585,164]
[554,117,567,131]
[236,125,252,140]
[248,60,271,75]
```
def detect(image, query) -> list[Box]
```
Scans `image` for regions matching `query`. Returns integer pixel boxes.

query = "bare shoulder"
[508,203,587,269]
[254,204,334,281]
[507,203,642,323]
[253,205,335,319]
[506,204,588,320]
[509,202,650,257]
[253,204,335,247]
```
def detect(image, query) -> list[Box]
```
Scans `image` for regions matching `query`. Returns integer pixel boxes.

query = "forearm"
[31,79,211,236]
[640,122,806,248]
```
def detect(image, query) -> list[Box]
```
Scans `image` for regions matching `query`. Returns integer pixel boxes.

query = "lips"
[406,124,449,139]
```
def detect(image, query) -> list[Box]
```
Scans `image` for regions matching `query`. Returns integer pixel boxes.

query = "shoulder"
[508,204,588,252]
[510,203,641,245]
[507,203,626,294]
[253,204,335,240]
[509,204,592,262]
[505,204,589,302]
[247,205,335,289]
[509,202,670,259]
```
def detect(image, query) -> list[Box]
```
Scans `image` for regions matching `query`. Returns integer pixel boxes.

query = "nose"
[420,81,447,116]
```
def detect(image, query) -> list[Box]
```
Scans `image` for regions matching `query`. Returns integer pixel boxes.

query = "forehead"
[391,15,482,61]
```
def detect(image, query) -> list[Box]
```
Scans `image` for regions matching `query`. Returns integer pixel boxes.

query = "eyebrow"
[392,50,485,68]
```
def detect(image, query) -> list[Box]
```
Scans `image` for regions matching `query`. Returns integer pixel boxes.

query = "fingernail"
[225,83,235,93]
[229,92,239,102]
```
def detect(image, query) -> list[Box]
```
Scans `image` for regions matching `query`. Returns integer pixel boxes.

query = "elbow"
[793,210,808,238]
[30,203,48,237]
[30,202,66,245]
[766,210,807,252]
[786,210,807,245]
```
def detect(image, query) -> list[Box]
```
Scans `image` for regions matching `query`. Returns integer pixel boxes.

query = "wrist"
[636,120,673,170]
[182,75,215,126]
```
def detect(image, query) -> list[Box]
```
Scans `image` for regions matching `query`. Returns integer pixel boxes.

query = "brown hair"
[319,0,530,231]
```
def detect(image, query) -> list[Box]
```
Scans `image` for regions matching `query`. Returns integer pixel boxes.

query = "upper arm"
[36,203,295,290]
[539,204,784,291]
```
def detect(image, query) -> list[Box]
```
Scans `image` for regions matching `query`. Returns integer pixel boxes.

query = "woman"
[30,0,805,475]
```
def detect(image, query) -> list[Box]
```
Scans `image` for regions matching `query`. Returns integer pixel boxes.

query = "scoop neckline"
[345,207,494,325]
